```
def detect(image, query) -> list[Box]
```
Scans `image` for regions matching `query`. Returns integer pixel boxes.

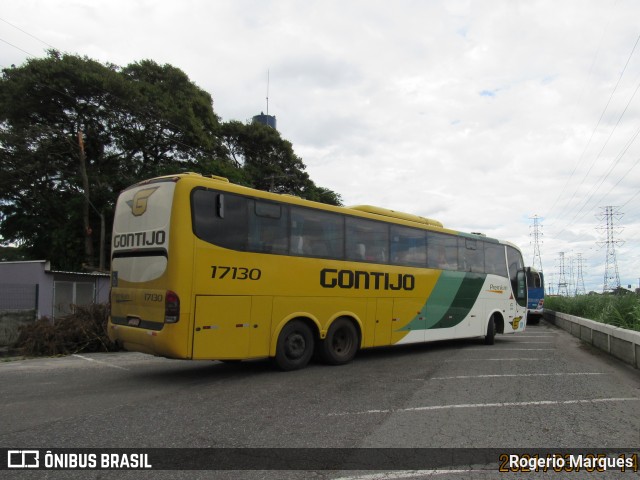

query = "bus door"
[192,296,271,360]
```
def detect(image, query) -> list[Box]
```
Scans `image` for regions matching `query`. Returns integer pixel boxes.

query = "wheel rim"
[332,327,353,356]
[285,332,307,360]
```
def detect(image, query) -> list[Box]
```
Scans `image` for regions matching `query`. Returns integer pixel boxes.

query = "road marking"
[327,398,639,417]
[430,372,605,380]
[72,354,129,370]
[504,341,553,344]
[333,470,479,480]
[444,358,553,361]
[516,335,556,337]
[486,348,555,351]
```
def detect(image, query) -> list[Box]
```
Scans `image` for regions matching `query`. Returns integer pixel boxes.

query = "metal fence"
[0,284,38,310]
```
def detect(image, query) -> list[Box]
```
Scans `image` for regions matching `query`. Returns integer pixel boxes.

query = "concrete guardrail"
[543,310,640,370]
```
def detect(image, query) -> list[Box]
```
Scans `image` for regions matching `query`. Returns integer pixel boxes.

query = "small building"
[0,260,110,320]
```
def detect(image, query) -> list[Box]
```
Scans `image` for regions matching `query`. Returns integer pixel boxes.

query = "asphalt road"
[1,320,639,479]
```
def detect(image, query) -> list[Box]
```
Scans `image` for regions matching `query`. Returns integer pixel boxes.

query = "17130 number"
[210,266,262,280]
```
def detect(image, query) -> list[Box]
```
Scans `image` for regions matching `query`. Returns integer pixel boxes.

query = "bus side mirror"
[217,194,224,218]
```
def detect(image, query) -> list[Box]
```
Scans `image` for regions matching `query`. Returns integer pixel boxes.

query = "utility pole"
[597,206,623,293]
[78,130,94,267]
[77,129,106,271]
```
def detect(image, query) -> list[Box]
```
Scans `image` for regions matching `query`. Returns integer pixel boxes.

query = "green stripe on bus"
[399,272,485,331]
[431,273,485,329]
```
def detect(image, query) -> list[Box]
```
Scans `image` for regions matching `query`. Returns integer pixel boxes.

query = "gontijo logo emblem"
[126,187,158,216]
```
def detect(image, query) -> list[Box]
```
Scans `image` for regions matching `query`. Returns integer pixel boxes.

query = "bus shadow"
[123,335,508,385]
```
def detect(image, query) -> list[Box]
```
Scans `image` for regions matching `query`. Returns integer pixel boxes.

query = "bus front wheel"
[484,316,495,345]
[320,318,359,365]
[274,320,314,371]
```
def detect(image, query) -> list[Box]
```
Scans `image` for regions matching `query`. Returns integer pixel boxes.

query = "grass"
[545,293,640,332]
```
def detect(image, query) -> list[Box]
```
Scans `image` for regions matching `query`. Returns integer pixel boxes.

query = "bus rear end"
[108,177,192,358]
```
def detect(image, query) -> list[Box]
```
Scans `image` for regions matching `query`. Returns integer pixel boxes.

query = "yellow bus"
[109,173,527,370]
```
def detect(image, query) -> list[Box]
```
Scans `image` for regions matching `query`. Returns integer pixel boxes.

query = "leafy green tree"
[114,59,226,178]
[0,51,341,271]
[220,120,342,205]
[0,52,121,269]
[0,51,227,270]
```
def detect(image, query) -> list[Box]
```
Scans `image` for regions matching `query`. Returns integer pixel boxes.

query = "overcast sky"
[2,0,640,293]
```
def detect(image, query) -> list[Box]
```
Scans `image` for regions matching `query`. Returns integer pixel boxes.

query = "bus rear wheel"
[274,320,314,371]
[320,318,359,365]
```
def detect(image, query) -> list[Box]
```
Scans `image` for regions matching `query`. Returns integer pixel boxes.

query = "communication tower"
[252,70,277,130]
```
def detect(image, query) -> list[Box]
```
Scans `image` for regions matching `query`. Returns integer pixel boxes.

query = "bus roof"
[133,172,514,247]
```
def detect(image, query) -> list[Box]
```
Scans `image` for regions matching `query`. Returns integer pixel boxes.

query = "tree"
[0,51,227,270]
[0,51,341,271]
[0,52,121,270]
[220,120,342,205]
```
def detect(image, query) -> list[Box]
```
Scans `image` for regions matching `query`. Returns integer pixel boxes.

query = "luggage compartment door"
[193,296,252,360]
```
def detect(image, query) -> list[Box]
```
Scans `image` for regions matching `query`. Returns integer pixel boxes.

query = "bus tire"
[320,318,359,365]
[274,320,314,371]
[484,316,495,345]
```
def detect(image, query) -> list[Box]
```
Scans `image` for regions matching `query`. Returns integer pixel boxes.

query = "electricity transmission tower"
[574,253,586,296]
[557,252,569,296]
[597,206,624,293]
[529,215,544,272]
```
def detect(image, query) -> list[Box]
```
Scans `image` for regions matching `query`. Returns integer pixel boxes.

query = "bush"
[15,303,118,356]
[546,294,640,332]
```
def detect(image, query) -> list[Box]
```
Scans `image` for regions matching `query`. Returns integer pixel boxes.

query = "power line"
[0,36,39,58]
[0,24,279,170]
[545,32,640,224]
[0,16,56,50]
[553,127,640,236]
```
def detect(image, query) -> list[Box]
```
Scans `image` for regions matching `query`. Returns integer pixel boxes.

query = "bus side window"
[346,217,388,263]
[460,238,484,273]
[390,225,426,267]
[484,243,507,276]
[291,207,344,259]
[192,189,248,250]
[249,200,289,254]
[427,232,458,271]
